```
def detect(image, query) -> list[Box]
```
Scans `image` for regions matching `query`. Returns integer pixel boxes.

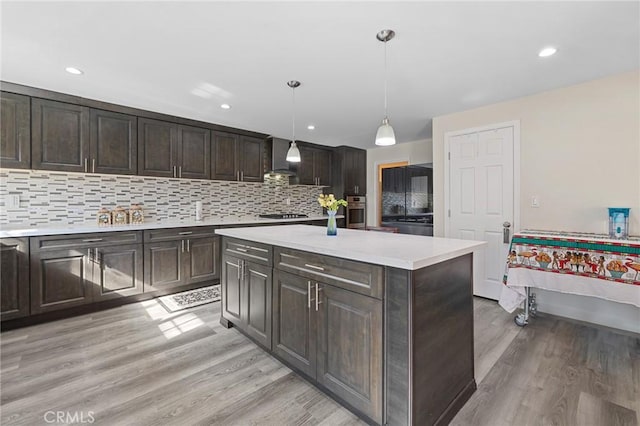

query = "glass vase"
[326,210,337,236]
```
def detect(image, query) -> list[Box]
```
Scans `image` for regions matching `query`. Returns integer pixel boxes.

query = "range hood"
[267,137,296,176]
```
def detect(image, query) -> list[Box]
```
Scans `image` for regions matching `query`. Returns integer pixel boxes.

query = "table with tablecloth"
[499,230,640,313]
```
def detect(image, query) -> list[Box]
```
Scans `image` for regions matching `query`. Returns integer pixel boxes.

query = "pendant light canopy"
[286,80,301,162]
[375,29,396,146]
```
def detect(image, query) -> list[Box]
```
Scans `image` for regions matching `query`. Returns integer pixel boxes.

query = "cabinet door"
[221,254,243,325]
[342,148,356,194]
[92,244,143,301]
[144,240,185,292]
[138,118,177,177]
[354,149,367,195]
[178,125,210,180]
[314,149,332,186]
[30,248,92,314]
[316,284,383,423]
[244,261,272,349]
[272,270,316,378]
[32,98,90,172]
[184,236,219,285]
[90,109,137,175]
[297,147,315,185]
[0,92,31,169]
[0,238,30,320]
[211,131,238,181]
[239,135,264,182]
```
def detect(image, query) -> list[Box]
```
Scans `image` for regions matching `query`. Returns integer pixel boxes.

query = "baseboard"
[534,289,640,334]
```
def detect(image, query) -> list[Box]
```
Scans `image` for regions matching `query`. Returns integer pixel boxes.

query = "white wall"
[433,70,640,237]
[365,138,433,226]
[432,70,640,332]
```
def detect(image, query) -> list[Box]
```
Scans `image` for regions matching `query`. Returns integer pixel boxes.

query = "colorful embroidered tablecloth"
[499,230,640,312]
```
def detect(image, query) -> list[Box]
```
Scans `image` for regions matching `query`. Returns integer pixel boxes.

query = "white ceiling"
[1,1,639,149]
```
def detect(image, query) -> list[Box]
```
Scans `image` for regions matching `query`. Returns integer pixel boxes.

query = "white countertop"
[215,224,486,270]
[0,215,340,238]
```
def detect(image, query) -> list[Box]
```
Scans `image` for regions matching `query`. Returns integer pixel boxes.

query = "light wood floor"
[1,297,638,425]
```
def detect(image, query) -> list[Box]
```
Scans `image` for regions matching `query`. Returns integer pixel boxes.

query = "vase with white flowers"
[318,194,347,236]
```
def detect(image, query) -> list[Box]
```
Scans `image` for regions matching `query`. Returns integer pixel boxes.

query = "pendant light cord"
[383,39,388,117]
[292,86,296,144]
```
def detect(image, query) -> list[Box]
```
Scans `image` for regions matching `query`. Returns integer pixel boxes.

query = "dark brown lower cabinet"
[272,270,382,423]
[0,238,30,320]
[92,244,143,301]
[144,234,219,292]
[221,254,272,349]
[30,233,144,314]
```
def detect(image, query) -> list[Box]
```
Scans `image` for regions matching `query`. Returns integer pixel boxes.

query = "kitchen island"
[215,225,485,426]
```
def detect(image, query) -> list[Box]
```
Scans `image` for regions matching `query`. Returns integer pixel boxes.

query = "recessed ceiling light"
[538,47,557,58]
[307,125,315,130]
[65,67,84,75]
[220,104,231,110]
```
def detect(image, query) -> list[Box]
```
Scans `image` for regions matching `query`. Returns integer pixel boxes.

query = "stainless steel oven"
[346,196,366,229]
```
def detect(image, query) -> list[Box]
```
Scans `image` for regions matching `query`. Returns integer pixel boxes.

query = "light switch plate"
[531,196,540,208]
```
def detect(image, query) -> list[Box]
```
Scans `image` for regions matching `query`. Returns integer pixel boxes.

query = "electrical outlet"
[6,195,19,208]
[531,196,540,208]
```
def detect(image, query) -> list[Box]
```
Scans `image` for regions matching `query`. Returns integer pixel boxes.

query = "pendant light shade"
[375,29,396,146]
[375,117,396,146]
[286,80,302,162]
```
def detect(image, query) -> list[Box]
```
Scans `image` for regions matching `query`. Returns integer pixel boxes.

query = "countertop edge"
[0,215,342,238]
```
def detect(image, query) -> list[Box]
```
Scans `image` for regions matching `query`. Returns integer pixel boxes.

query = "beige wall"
[433,70,640,237]
[365,138,433,226]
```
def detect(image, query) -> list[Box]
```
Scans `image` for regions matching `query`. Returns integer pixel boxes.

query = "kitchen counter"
[215,224,484,270]
[0,215,341,238]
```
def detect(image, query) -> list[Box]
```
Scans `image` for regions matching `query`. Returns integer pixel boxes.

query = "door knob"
[503,221,511,244]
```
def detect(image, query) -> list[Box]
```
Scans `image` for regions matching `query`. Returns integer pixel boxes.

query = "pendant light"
[375,29,396,146]
[286,80,301,162]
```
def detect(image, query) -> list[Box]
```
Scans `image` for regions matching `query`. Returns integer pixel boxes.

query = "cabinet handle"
[186,239,190,252]
[87,248,91,261]
[82,238,103,243]
[315,283,322,311]
[307,280,312,308]
[96,248,101,266]
[181,239,185,253]
[173,165,177,178]
[179,166,182,178]
[241,171,244,181]
[178,231,193,235]
[236,171,240,181]
[235,247,248,252]
[304,263,325,271]
[84,158,88,173]
[92,158,96,173]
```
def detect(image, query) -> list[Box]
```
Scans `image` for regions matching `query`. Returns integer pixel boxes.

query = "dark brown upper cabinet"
[295,146,332,186]
[32,98,90,172]
[212,131,265,182]
[341,147,366,195]
[0,92,31,169]
[138,117,210,179]
[90,109,138,175]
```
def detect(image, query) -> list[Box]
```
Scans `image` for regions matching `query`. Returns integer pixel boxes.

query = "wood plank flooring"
[1,297,638,425]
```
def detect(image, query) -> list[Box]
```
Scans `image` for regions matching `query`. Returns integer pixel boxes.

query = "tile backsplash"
[0,169,323,226]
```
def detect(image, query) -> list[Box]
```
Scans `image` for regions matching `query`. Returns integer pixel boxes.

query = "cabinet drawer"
[32,231,142,252]
[144,226,217,242]
[275,247,383,299]
[223,238,272,266]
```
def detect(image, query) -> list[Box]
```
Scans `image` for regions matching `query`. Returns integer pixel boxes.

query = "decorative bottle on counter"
[327,210,338,236]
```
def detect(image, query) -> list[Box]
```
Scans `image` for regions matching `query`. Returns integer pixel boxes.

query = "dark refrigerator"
[381,164,433,236]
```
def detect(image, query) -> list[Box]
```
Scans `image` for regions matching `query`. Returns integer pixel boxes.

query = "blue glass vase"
[326,210,337,236]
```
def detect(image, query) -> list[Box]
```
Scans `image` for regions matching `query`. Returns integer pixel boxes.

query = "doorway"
[444,121,520,300]
[377,161,408,226]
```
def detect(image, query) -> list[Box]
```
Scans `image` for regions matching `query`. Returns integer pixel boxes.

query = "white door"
[448,125,515,300]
